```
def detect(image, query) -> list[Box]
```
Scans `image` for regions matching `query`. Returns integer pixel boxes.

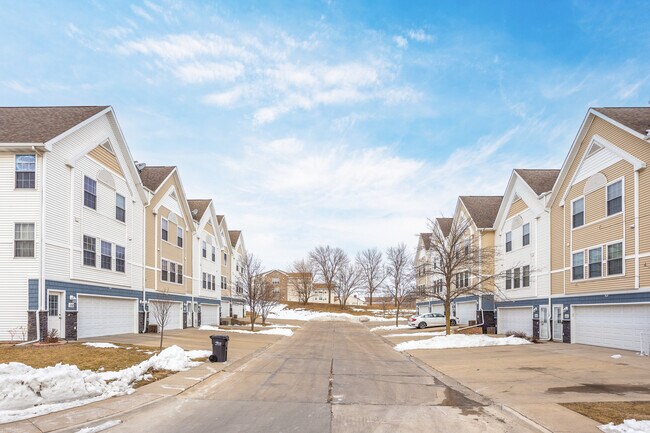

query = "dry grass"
[561,401,650,425]
[0,342,158,372]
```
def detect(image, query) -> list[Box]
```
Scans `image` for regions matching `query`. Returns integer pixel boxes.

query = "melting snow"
[394,334,531,352]
[611,354,623,359]
[82,343,120,349]
[599,419,650,433]
[268,306,391,322]
[369,325,411,332]
[76,419,123,432]
[385,331,446,338]
[198,325,293,336]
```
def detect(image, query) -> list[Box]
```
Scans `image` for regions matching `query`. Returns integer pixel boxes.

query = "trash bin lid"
[210,334,230,341]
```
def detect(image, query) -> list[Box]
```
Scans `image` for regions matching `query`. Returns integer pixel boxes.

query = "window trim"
[571,251,584,281]
[571,196,585,229]
[606,178,623,217]
[83,176,97,210]
[161,259,168,281]
[116,245,126,273]
[177,226,183,248]
[522,265,530,287]
[513,267,521,289]
[588,247,602,279]
[15,154,37,189]
[522,223,530,247]
[83,235,97,267]
[100,240,112,270]
[161,218,169,242]
[14,222,35,258]
[116,193,126,223]
[505,231,512,253]
[505,269,512,290]
[606,241,624,276]
[571,240,625,282]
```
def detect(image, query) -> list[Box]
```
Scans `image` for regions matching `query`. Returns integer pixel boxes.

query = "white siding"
[574,147,622,184]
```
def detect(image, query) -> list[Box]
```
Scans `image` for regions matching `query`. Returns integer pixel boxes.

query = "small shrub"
[505,331,528,339]
[45,329,59,344]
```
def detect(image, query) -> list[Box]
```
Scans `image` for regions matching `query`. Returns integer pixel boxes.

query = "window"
[464,271,469,287]
[513,267,521,289]
[203,272,207,289]
[14,223,35,257]
[161,259,168,281]
[170,262,176,283]
[572,251,584,280]
[177,264,183,284]
[84,176,97,209]
[177,227,183,248]
[572,198,584,228]
[522,265,530,287]
[607,180,622,216]
[464,238,469,256]
[505,269,512,290]
[15,155,36,189]
[48,294,59,317]
[588,247,602,278]
[116,194,126,222]
[202,241,207,258]
[607,243,623,276]
[221,276,227,289]
[161,218,168,241]
[212,245,216,262]
[522,223,530,246]
[83,235,96,266]
[223,252,227,265]
[207,273,212,290]
[101,241,112,270]
[505,231,512,252]
[116,246,125,272]
[212,275,216,290]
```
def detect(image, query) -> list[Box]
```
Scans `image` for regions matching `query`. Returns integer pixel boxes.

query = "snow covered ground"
[82,342,120,349]
[369,324,411,332]
[385,331,446,338]
[268,305,393,322]
[599,419,650,433]
[0,345,208,424]
[198,325,294,336]
[393,334,531,352]
[76,419,123,433]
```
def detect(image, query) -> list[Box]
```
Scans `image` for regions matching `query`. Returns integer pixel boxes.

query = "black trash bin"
[209,335,229,362]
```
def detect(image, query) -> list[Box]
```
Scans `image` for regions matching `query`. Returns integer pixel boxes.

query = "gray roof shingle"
[139,166,175,192]
[514,169,560,195]
[593,107,650,136]
[459,196,503,229]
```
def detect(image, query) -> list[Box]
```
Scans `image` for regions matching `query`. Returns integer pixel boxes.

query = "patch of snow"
[394,334,531,352]
[611,354,622,359]
[0,345,204,423]
[369,324,411,332]
[198,325,220,331]
[267,324,301,328]
[258,328,294,337]
[268,306,390,322]
[385,331,446,338]
[76,419,122,433]
[82,342,120,349]
[184,350,212,359]
[599,419,650,433]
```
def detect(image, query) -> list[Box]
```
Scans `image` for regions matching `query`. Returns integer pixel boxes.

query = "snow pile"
[198,325,293,336]
[0,345,207,423]
[394,334,531,352]
[268,324,301,328]
[370,324,411,332]
[258,328,293,337]
[385,331,446,338]
[83,342,120,349]
[268,306,388,322]
[611,354,622,359]
[599,419,650,433]
[77,419,122,432]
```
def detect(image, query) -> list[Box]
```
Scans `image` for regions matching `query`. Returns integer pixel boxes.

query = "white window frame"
[15,154,37,189]
[571,196,585,229]
[14,222,35,258]
[606,178,623,217]
[161,218,169,242]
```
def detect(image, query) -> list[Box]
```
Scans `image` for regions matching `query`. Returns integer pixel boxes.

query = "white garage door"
[202,304,220,325]
[498,307,533,336]
[78,295,137,338]
[417,305,428,315]
[221,301,230,318]
[149,301,182,331]
[574,304,650,351]
[432,304,445,315]
[456,301,477,325]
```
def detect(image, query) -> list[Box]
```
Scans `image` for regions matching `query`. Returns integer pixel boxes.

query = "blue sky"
[1,1,649,268]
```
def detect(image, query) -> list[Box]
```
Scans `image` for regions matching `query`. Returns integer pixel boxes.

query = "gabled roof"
[435,217,453,237]
[419,233,432,250]
[229,230,241,247]
[514,169,560,196]
[0,106,108,143]
[459,196,503,229]
[216,215,224,224]
[139,166,175,192]
[187,199,211,222]
[593,107,650,136]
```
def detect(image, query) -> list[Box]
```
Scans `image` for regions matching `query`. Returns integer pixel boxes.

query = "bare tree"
[258,279,279,325]
[334,263,363,307]
[356,248,385,306]
[308,245,349,304]
[149,290,173,350]
[290,258,315,304]
[422,217,503,335]
[238,252,265,331]
[384,243,417,327]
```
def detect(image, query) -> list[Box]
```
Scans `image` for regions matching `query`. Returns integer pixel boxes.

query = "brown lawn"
[561,401,650,425]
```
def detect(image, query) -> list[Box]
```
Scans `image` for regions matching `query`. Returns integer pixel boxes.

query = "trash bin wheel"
[209,354,218,363]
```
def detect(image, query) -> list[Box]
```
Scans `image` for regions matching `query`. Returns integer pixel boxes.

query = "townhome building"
[140,166,195,331]
[548,107,650,351]
[415,218,452,316]
[187,199,223,327]
[229,229,247,318]
[415,232,431,302]
[0,106,148,341]
[262,269,316,303]
[493,169,559,339]
[416,197,501,328]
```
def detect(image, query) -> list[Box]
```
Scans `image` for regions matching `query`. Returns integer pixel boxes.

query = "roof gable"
[187,199,211,222]
[458,196,502,229]
[229,230,241,248]
[593,107,650,137]
[140,166,175,192]
[514,169,560,196]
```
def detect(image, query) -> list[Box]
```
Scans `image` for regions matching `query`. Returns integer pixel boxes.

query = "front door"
[47,292,63,338]
[539,305,549,340]
[553,305,563,341]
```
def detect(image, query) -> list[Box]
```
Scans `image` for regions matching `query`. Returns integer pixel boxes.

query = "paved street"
[101,321,534,433]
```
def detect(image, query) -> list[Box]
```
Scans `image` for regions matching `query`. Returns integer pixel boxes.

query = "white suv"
[409,313,458,329]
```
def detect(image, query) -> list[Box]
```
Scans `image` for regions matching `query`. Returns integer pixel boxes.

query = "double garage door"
[78,295,138,339]
[202,304,220,326]
[573,304,650,351]
[149,301,183,331]
[497,307,533,336]
[456,301,477,325]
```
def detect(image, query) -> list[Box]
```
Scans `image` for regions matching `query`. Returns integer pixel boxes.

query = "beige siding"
[551,272,564,295]
[572,214,623,251]
[88,145,124,176]
[507,199,528,219]
[205,222,215,237]
[565,258,634,294]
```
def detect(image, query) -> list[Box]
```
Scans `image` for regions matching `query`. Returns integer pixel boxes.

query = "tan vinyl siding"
[205,222,215,237]
[565,258,634,294]
[507,199,528,219]
[88,145,124,177]
[551,272,564,295]
[480,230,496,292]
[572,214,623,251]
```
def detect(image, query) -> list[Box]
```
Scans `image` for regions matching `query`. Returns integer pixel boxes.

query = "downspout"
[38,150,47,342]
[634,170,640,289]
[141,203,148,333]
[545,200,552,341]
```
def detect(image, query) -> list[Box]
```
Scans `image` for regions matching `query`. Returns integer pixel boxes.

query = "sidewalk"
[4,326,291,433]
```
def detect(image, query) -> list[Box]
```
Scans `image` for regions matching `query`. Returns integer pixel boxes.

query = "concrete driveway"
[85,321,535,433]
[388,334,650,433]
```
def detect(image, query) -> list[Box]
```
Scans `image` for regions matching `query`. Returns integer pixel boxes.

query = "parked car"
[409,313,457,329]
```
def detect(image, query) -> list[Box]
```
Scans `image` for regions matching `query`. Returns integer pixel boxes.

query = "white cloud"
[393,35,408,48]
[407,29,433,42]
[202,86,247,106]
[131,5,155,22]
[172,61,244,83]
[3,80,35,94]
[616,78,646,99]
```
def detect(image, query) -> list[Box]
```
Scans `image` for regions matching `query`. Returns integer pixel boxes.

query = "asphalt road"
[106,321,535,433]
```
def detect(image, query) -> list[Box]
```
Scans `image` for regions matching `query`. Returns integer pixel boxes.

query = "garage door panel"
[221,302,230,318]
[432,304,445,315]
[202,304,220,325]
[574,304,650,351]
[456,301,477,325]
[78,296,137,338]
[498,307,533,336]
[150,301,182,331]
